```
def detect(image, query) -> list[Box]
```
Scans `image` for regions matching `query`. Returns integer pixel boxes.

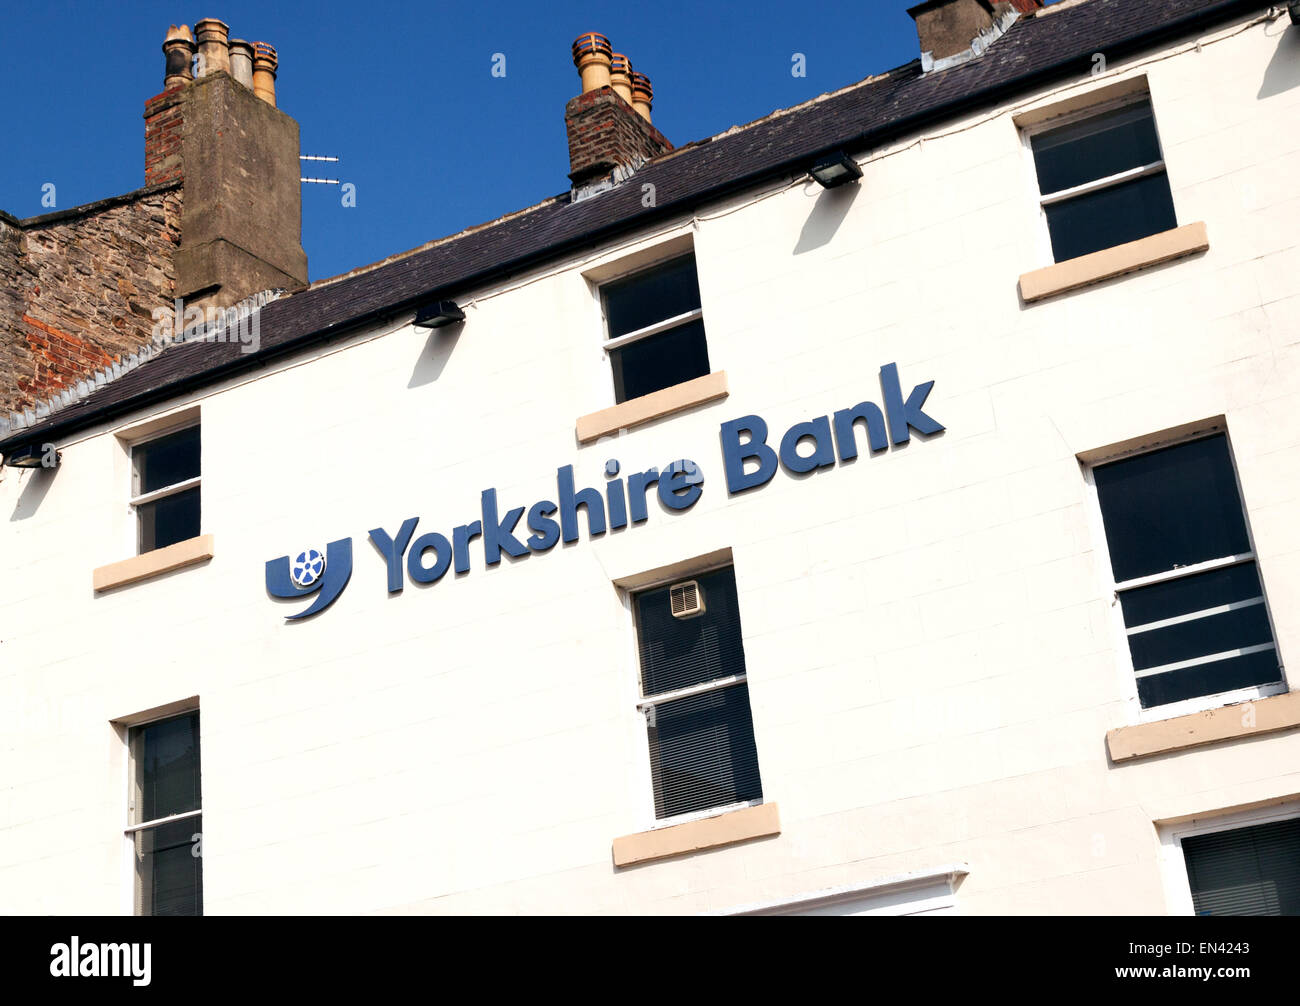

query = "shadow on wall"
[408,322,463,389]
[9,465,58,522]
[793,182,861,256]
[1258,22,1300,101]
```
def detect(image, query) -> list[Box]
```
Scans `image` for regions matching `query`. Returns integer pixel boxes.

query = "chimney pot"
[630,72,653,123]
[571,32,613,94]
[252,42,278,106]
[194,17,231,76]
[228,39,255,89]
[162,24,197,89]
[609,53,633,104]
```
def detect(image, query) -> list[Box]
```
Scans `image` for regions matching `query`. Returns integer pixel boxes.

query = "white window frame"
[1158,802,1300,916]
[599,252,709,402]
[1081,425,1287,724]
[122,706,203,917]
[624,556,764,831]
[129,422,201,554]
[1020,90,1172,267]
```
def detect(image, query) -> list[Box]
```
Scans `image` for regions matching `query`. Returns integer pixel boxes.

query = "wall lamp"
[3,443,59,469]
[810,151,863,188]
[413,300,465,328]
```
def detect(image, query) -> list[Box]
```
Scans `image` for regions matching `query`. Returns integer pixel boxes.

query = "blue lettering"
[368,517,419,592]
[526,500,561,552]
[658,459,704,510]
[832,401,888,461]
[452,520,482,574]
[779,416,835,474]
[880,362,944,445]
[557,464,606,543]
[720,416,777,494]
[408,531,453,584]
[480,488,528,566]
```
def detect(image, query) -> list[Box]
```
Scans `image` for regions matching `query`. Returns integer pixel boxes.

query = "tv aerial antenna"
[300,154,341,184]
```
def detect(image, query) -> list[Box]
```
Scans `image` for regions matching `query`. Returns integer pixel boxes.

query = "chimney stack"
[564,33,672,188]
[143,18,307,312]
[908,0,1041,64]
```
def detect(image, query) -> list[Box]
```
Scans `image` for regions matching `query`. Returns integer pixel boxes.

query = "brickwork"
[144,88,186,186]
[565,87,673,185]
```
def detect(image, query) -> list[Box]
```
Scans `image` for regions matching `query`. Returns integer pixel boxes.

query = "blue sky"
[2,1,947,281]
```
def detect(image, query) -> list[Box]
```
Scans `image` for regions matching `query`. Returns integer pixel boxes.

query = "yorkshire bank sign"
[265,363,944,619]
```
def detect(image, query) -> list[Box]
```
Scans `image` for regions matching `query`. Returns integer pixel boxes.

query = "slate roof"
[0,0,1266,452]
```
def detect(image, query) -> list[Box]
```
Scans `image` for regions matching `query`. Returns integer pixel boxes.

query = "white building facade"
[3,0,1300,914]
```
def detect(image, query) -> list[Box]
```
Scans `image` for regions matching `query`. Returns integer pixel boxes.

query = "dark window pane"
[137,426,200,494]
[603,255,702,339]
[1127,604,1273,672]
[1031,99,1163,194]
[135,815,202,916]
[1044,171,1177,262]
[647,684,763,819]
[635,566,748,696]
[1136,648,1281,708]
[610,318,710,403]
[139,486,200,552]
[1183,818,1300,916]
[1094,435,1251,583]
[1119,563,1263,629]
[134,712,201,822]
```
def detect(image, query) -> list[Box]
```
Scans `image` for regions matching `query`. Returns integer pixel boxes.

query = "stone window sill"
[576,371,729,445]
[612,801,780,867]
[93,534,214,592]
[1106,691,1300,763]
[1019,221,1208,303]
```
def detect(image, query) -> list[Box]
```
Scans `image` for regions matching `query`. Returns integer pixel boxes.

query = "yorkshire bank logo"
[264,363,944,621]
[265,539,354,619]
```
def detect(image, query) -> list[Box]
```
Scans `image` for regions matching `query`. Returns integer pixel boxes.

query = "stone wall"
[0,184,182,415]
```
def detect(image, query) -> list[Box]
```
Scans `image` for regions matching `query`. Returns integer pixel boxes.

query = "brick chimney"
[0,17,309,417]
[908,0,1042,63]
[565,32,672,188]
[144,21,306,313]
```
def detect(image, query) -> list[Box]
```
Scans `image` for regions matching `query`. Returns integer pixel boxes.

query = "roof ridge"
[307,193,568,290]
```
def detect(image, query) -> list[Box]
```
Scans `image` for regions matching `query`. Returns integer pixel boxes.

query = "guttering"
[0,0,1268,455]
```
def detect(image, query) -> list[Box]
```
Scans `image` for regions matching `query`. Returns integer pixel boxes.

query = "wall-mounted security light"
[810,151,863,188]
[413,300,465,328]
[3,443,59,469]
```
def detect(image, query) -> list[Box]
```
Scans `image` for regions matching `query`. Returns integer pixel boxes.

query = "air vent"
[669,579,704,619]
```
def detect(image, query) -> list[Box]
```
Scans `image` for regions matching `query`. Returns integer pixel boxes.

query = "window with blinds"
[1182,817,1300,916]
[1093,433,1283,710]
[632,565,763,820]
[127,711,203,916]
